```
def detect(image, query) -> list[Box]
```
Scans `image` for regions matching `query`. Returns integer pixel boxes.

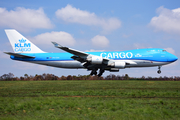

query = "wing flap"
[4,52,35,58]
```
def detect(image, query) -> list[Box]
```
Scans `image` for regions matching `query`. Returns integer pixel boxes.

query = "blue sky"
[0,0,180,77]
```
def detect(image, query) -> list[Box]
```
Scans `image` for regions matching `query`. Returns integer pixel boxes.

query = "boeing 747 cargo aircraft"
[4,29,178,76]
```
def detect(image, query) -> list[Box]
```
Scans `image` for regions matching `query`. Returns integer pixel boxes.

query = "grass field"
[0,80,180,120]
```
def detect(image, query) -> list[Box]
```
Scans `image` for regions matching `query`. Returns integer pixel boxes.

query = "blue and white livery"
[4,29,178,76]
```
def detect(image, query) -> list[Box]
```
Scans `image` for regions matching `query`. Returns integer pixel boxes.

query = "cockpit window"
[162,50,166,52]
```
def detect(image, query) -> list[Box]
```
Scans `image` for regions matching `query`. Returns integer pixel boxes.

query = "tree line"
[0,73,180,81]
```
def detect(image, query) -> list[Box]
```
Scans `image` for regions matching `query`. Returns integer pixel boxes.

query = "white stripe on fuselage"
[21,59,171,69]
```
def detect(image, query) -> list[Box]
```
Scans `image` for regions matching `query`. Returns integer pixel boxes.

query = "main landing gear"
[157,66,161,74]
[90,68,105,77]
[90,69,97,76]
[98,69,105,77]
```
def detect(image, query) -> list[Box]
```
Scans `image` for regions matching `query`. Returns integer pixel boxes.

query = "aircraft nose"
[167,54,178,62]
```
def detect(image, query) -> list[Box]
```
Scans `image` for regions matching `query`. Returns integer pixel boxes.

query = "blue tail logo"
[14,38,31,52]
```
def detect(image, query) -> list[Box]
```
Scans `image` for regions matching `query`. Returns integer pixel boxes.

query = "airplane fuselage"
[10,48,177,69]
[5,29,178,76]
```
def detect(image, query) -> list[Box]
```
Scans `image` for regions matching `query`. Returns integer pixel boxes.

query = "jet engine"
[114,62,125,68]
[109,61,126,68]
[87,55,103,64]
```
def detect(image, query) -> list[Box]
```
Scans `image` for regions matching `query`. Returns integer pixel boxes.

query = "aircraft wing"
[52,42,110,63]
[52,42,89,57]
[4,52,35,58]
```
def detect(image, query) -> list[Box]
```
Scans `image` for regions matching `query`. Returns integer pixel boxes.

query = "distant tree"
[61,75,66,80]
[0,76,3,81]
[169,76,173,81]
[13,77,19,81]
[0,73,14,81]
[174,76,180,81]
[24,74,29,80]
[117,75,121,80]
[42,73,47,80]
[20,76,24,81]
[163,76,168,81]
[50,74,58,80]
[72,75,77,80]
[141,76,146,80]
[24,74,28,78]
[105,74,115,80]
[147,76,152,80]
[112,74,117,80]
[67,75,72,80]
[159,76,162,80]
[1,74,8,80]
[33,75,43,81]
[8,73,14,79]
[124,74,129,80]
[29,75,34,81]
[2,72,180,81]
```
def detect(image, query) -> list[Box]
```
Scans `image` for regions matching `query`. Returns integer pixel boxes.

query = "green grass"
[0,80,180,120]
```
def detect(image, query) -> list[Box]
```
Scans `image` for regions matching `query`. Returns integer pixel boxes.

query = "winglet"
[51,42,63,48]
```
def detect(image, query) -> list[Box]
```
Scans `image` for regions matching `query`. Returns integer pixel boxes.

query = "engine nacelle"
[109,68,119,72]
[109,61,125,68]
[87,56,103,64]
[114,62,125,68]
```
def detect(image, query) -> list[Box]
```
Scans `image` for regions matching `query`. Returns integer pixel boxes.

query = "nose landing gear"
[157,66,161,74]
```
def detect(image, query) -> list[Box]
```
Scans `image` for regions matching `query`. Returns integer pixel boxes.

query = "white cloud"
[149,6,180,35]
[0,7,53,32]
[32,31,76,46]
[133,43,151,49]
[164,47,175,54]
[91,35,109,48]
[55,4,121,33]
[122,33,133,38]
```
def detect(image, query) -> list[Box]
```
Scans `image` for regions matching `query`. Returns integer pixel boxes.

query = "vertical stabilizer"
[5,29,45,53]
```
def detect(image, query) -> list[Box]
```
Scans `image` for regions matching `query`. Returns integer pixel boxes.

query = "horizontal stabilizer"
[4,52,35,58]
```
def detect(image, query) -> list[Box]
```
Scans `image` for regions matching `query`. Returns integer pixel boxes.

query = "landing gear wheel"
[90,70,97,76]
[98,69,105,77]
[157,70,161,74]
[98,73,102,77]
[94,71,97,75]
[157,66,162,74]
[90,72,93,76]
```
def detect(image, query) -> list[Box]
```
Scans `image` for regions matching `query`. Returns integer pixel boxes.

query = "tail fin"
[5,29,44,53]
